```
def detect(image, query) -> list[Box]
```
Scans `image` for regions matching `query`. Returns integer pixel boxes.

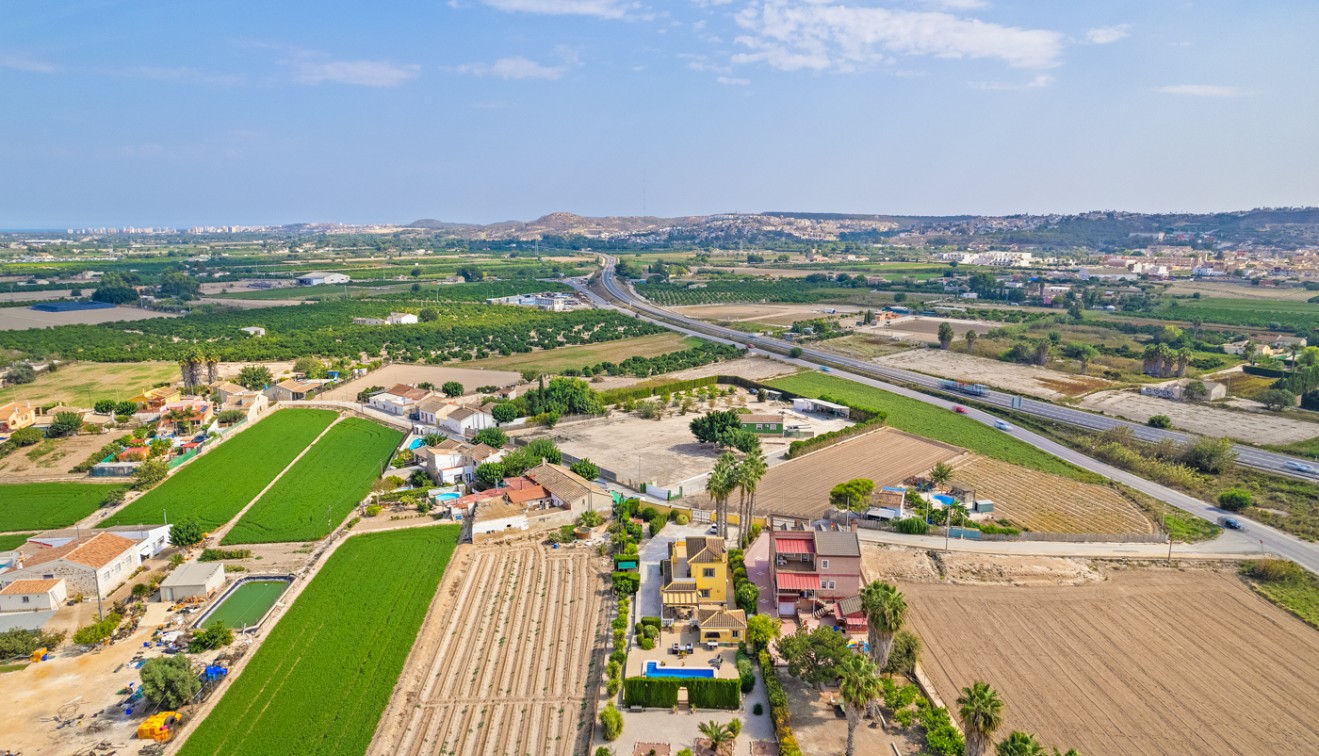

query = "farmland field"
[223,418,402,544]
[769,372,1092,480]
[874,348,1113,400]
[179,526,461,756]
[6,361,177,406]
[1142,297,1319,332]
[640,279,888,306]
[101,409,338,530]
[950,457,1153,534]
[0,532,34,550]
[1079,390,1319,445]
[905,568,1319,755]
[371,544,608,756]
[461,332,699,372]
[0,482,123,531]
[691,428,962,520]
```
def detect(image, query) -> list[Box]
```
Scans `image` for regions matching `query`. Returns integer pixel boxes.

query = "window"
[823,580,836,590]
[700,589,711,598]
[755,423,763,430]
[800,554,810,563]
[21,596,30,604]
[702,568,715,578]
[732,630,740,638]
[820,559,829,570]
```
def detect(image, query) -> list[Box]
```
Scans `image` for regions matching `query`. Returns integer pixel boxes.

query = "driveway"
[639,521,717,620]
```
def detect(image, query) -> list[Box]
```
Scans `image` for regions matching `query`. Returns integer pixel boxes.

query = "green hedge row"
[621,677,741,709]
[785,407,887,459]
[599,376,719,405]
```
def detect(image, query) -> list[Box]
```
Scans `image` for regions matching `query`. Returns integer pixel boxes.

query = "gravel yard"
[1079,389,1319,444]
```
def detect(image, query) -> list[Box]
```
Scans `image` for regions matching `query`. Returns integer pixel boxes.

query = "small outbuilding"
[0,578,67,613]
[159,562,226,602]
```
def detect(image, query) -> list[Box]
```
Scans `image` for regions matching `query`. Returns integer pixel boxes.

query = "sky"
[3,0,1318,227]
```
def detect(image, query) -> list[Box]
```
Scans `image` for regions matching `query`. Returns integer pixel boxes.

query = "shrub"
[140,654,200,710]
[1243,558,1307,583]
[598,703,623,741]
[674,512,690,525]
[752,703,763,716]
[596,748,613,756]
[0,628,65,657]
[640,616,662,630]
[883,630,921,676]
[1218,489,1253,512]
[364,504,383,517]
[637,635,655,650]
[189,621,235,652]
[737,657,756,693]
[728,717,742,737]
[611,571,640,596]
[624,677,679,707]
[1148,414,1172,429]
[199,548,251,562]
[685,677,741,709]
[72,612,123,645]
[579,509,604,528]
[894,517,929,535]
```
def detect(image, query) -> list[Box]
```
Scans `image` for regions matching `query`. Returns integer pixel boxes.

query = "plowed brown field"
[370,544,609,756]
[905,569,1319,755]
[951,457,1154,534]
[692,428,962,520]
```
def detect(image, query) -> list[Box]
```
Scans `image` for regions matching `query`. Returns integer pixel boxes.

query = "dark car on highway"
[1218,516,1245,530]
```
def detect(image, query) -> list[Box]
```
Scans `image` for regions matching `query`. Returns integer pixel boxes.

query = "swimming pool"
[932,494,957,507]
[408,438,426,450]
[644,661,715,679]
[435,492,460,502]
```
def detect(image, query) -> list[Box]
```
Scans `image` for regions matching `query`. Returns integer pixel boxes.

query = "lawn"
[178,526,461,756]
[222,418,402,544]
[11,361,178,406]
[769,372,1091,480]
[101,409,338,530]
[0,532,34,550]
[0,483,123,531]
[461,332,700,373]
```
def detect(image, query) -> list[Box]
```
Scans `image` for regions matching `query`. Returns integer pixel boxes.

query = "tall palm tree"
[736,453,768,546]
[706,452,738,539]
[860,580,907,672]
[958,681,1005,756]
[205,349,220,384]
[995,732,1045,756]
[697,720,734,756]
[838,652,882,756]
[929,461,954,488]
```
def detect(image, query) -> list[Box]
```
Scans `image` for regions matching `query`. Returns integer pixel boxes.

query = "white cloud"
[731,1,1064,73]
[969,73,1053,90]
[923,0,990,9]
[282,52,420,87]
[453,55,574,80]
[717,75,750,85]
[480,0,635,18]
[1085,24,1131,45]
[0,53,59,74]
[1156,84,1242,97]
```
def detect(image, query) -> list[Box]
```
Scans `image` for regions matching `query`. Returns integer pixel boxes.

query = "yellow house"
[0,401,37,433]
[131,386,181,410]
[660,536,729,621]
[695,607,748,644]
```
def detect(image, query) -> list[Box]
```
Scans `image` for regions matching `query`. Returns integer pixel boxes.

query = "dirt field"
[370,543,609,756]
[672,303,862,325]
[692,428,963,519]
[460,332,697,373]
[319,363,522,400]
[0,289,74,302]
[0,431,114,478]
[1080,389,1319,444]
[823,333,915,361]
[12,361,179,406]
[874,349,1113,400]
[951,457,1154,534]
[904,568,1319,755]
[864,316,998,346]
[1166,281,1318,301]
[0,305,179,331]
[861,545,1104,587]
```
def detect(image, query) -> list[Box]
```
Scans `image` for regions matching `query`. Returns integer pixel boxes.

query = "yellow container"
[137,712,182,741]
[30,647,47,663]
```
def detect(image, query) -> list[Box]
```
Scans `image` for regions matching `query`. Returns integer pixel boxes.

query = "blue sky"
[3,0,1318,227]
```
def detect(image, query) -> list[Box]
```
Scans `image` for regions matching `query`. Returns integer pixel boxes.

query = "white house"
[159,562,226,602]
[239,326,266,338]
[296,272,350,286]
[0,578,67,613]
[368,384,432,416]
[27,524,170,561]
[1,533,140,599]
[414,439,505,484]
[413,396,458,433]
[386,312,418,325]
[440,405,495,437]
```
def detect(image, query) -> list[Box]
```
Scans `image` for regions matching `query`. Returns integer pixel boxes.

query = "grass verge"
[1241,559,1319,630]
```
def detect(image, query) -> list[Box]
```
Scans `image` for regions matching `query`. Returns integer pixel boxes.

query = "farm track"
[371,544,608,756]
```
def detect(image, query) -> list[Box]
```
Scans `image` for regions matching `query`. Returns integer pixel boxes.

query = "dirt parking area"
[904,568,1319,755]
[320,363,521,400]
[950,457,1154,534]
[370,543,608,756]
[691,428,963,520]
[1079,390,1319,444]
[875,349,1113,399]
[0,305,179,331]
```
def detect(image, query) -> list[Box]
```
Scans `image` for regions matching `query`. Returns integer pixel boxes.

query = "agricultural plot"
[1146,297,1319,332]
[0,533,32,550]
[5,360,177,406]
[905,569,1319,755]
[770,372,1091,480]
[1079,390,1319,445]
[101,409,337,530]
[179,526,461,756]
[0,482,123,531]
[461,332,699,373]
[950,457,1153,534]
[370,544,608,756]
[692,428,962,520]
[223,418,402,544]
[874,349,1113,400]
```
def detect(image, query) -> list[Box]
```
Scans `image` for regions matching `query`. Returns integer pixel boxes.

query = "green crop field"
[178,526,461,756]
[639,279,885,306]
[769,372,1092,481]
[0,483,124,531]
[101,409,338,530]
[222,418,402,544]
[0,532,35,550]
[1144,298,1319,332]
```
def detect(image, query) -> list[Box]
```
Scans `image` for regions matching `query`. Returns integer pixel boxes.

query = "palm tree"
[958,681,1005,756]
[996,731,1045,756]
[838,653,882,756]
[204,349,220,384]
[860,580,906,672]
[736,453,768,546]
[706,453,738,539]
[929,462,953,488]
[697,720,734,756]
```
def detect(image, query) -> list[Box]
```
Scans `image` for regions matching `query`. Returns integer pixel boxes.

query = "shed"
[159,562,226,602]
[0,578,67,613]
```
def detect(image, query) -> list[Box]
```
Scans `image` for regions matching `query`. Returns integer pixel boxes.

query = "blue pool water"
[436,492,460,502]
[932,494,957,507]
[408,438,425,450]
[644,661,715,679]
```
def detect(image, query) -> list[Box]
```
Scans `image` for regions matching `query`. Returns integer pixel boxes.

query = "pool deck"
[625,626,740,681]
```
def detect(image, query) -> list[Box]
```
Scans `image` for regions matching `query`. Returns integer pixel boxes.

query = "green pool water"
[202,580,289,630]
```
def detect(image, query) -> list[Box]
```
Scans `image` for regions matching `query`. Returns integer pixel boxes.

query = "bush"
[364,504,383,517]
[0,628,65,657]
[140,654,200,710]
[685,677,742,709]
[611,571,640,595]
[728,717,742,737]
[674,512,690,525]
[1243,558,1307,583]
[596,748,613,756]
[737,657,756,693]
[753,703,764,716]
[640,616,662,630]
[1218,489,1253,512]
[579,509,604,528]
[637,635,655,650]
[625,677,680,707]
[189,621,234,652]
[1148,414,1172,429]
[10,427,44,446]
[199,548,251,562]
[72,612,123,645]
[894,517,929,535]
[883,630,921,676]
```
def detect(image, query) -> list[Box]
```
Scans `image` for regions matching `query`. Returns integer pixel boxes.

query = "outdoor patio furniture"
[704,640,719,651]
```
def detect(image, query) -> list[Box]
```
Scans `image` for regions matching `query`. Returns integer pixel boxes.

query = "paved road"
[579,258,1319,575]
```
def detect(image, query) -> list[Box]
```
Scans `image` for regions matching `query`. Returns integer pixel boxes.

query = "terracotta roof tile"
[22,533,137,570]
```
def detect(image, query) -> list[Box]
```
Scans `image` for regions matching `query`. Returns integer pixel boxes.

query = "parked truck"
[940,379,989,397]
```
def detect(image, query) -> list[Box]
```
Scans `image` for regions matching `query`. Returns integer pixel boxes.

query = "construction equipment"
[136,712,182,742]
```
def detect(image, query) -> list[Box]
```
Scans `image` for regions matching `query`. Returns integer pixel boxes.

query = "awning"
[774,537,814,556]
[775,573,821,591]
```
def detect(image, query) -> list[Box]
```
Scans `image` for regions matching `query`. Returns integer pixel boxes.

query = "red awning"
[776,573,821,591]
[774,537,814,556]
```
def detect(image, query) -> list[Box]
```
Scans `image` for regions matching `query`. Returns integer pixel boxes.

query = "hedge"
[622,677,741,709]
[785,408,887,459]
[760,650,803,756]
[600,376,719,406]
[1243,364,1290,379]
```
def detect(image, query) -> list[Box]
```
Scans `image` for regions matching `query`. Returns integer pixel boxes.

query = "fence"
[850,516,1166,544]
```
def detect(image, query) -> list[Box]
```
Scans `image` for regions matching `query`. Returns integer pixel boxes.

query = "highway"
[578,256,1319,575]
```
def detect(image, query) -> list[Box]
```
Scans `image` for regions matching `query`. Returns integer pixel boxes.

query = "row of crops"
[178,526,462,756]
[101,409,338,530]
[223,418,403,545]
[0,482,125,532]
[638,279,878,306]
